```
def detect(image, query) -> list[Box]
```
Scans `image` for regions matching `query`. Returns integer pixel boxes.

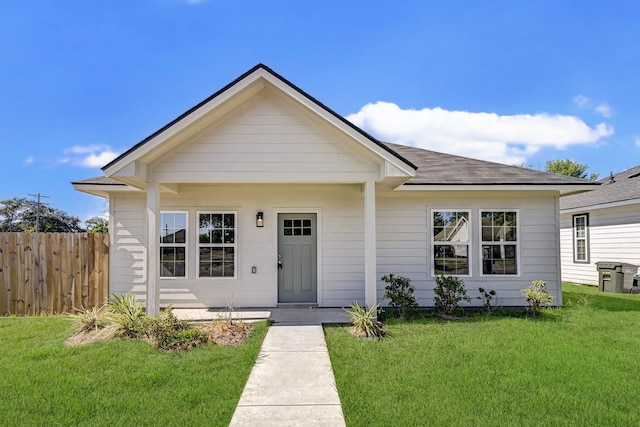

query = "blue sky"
[1,0,638,222]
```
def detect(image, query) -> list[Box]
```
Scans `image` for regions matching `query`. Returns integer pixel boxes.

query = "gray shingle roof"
[560,164,640,210]
[384,142,596,186]
[76,143,601,188]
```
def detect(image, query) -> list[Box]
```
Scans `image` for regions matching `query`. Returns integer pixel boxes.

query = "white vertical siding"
[560,203,640,286]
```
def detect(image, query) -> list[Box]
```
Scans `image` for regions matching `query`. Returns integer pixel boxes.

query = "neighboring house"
[560,165,640,286]
[73,64,596,314]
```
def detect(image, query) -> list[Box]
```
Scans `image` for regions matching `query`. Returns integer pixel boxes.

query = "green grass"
[0,317,268,427]
[326,284,640,426]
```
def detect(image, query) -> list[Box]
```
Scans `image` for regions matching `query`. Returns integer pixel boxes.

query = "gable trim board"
[74,64,597,314]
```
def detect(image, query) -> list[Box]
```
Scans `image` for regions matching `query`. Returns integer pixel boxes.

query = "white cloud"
[636,137,640,148]
[595,103,613,118]
[573,95,614,118]
[573,95,591,109]
[347,102,613,164]
[23,156,34,166]
[62,144,119,168]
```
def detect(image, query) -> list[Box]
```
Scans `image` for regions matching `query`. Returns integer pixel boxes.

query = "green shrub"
[522,280,554,317]
[122,305,207,351]
[433,275,471,316]
[344,302,386,339]
[151,324,208,351]
[381,273,418,318]
[477,287,497,315]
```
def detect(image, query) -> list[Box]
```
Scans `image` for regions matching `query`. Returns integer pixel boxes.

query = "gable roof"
[385,142,597,187]
[74,64,598,196]
[102,63,417,174]
[560,164,640,211]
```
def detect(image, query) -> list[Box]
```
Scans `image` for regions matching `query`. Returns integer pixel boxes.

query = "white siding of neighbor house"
[109,187,562,308]
[376,191,562,307]
[560,203,640,286]
[150,91,380,184]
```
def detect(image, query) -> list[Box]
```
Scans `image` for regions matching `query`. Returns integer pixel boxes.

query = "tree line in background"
[519,159,599,181]
[0,197,108,233]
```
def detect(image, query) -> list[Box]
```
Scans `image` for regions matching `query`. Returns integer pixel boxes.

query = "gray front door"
[278,213,317,303]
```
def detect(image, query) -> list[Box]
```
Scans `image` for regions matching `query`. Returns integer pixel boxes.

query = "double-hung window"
[481,210,518,275]
[573,214,589,263]
[160,212,187,278]
[198,212,236,278]
[432,210,470,275]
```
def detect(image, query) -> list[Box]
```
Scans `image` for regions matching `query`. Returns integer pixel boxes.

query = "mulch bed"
[196,321,253,346]
[65,321,254,348]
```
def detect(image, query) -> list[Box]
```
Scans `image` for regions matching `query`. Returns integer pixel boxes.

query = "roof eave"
[560,197,640,214]
[396,183,599,193]
[72,182,142,198]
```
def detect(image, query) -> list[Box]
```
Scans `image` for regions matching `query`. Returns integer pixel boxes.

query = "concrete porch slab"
[172,307,350,324]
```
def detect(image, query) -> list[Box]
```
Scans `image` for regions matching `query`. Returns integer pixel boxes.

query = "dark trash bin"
[595,262,639,293]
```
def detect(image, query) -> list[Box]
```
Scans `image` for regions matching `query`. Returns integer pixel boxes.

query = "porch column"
[146,181,160,316]
[364,180,377,309]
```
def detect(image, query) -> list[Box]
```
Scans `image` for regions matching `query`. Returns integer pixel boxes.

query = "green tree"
[0,197,27,232]
[0,197,84,232]
[545,159,599,180]
[85,217,109,233]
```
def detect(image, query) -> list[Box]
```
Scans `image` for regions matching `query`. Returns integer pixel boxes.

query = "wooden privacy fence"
[0,233,109,315]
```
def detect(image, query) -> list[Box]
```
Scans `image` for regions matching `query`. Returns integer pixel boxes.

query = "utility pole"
[28,193,50,233]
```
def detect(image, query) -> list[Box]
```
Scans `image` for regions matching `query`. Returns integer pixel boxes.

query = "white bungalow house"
[73,64,596,314]
[560,165,640,287]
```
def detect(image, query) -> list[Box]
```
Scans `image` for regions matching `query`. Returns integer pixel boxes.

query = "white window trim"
[430,209,472,278]
[159,211,188,279]
[196,211,238,280]
[479,209,520,277]
[573,213,589,263]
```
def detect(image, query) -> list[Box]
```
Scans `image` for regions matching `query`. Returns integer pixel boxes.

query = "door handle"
[278,260,283,270]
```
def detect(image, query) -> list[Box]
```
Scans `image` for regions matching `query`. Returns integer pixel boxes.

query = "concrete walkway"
[229,323,347,427]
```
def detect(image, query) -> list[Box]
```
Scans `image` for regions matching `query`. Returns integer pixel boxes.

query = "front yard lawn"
[0,317,267,426]
[326,284,640,426]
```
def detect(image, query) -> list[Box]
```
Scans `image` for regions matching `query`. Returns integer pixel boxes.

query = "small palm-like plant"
[70,305,109,332]
[344,302,386,339]
[107,292,146,337]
